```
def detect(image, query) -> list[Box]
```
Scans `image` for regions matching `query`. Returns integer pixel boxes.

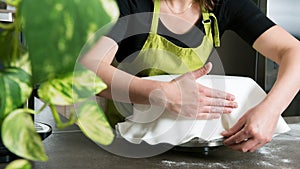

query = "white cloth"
[116,75,290,145]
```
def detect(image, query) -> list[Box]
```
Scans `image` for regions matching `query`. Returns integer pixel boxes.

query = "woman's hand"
[222,102,281,152]
[150,62,238,119]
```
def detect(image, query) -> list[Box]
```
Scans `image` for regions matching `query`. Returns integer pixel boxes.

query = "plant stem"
[27,109,36,114]
[0,22,15,29]
[49,104,77,130]
[36,102,48,114]
[11,8,20,66]
[21,108,36,115]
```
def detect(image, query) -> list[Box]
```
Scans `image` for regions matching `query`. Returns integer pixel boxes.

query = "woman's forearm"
[257,32,300,115]
[253,25,300,115]
[97,61,161,105]
[263,47,300,115]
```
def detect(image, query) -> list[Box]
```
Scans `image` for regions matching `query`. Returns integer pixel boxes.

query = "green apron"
[105,0,220,127]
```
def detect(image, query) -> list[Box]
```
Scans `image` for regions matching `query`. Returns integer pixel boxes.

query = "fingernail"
[204,62,212,72]
[230,95,235,100]
[205,62,212,67]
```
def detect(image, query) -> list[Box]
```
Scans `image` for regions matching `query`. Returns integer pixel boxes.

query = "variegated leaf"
[77,101,114,145]
[4,159,32,169]
[38,67,106,105]
[0,67,32,119]
[2,109,48,161]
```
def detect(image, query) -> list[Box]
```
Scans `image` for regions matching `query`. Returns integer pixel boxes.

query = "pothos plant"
[0,0,119,168]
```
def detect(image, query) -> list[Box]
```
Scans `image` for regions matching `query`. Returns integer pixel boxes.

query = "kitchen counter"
[1,102,300,169]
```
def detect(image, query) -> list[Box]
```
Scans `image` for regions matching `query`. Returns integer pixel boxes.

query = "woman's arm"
[222,25,300,152]
[80,36,238,119]
[254,25,300,112]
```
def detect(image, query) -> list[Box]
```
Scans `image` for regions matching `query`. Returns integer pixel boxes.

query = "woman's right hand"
[149,62,238,119]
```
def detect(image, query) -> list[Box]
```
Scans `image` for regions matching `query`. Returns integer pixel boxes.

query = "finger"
[223,128,250,145]
[195,112,221,120]
[191,62,212,79]
[199,106,233,114]
[235,136,250,144]
[200,97,238,108]
[221,118,246,137]
[232,131,251,144]
[248,142,265,152]
[226,139,258,152]
[200,86,236,101]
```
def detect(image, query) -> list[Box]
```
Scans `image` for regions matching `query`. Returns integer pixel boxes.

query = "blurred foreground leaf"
[77,101,114,145]
[20,0,119,84]
[38,66,106,105]
[2,109,47,161]
[5,159,32,169]
[0,67,32,119]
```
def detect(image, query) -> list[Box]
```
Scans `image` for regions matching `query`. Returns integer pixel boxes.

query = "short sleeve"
[116,0,132,17]
[105,0,132,43]
[224,0,275,45]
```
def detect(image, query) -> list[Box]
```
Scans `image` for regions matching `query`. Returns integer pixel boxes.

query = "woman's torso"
[108,0,275,64]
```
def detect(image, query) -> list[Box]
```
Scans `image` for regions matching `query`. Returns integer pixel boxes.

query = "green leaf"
[38,66,106,105]
[20,0,119,84]
[77,101,114,145]
[0,29,15,66]
[5,159,32,169]
[0,67,32,119]
[0,20,26,69]
[2,109,48,161]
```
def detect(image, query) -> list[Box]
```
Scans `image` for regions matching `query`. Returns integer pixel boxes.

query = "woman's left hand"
[221,103,281,152]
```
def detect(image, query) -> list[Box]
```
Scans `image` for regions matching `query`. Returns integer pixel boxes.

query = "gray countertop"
[1,103,300,169]
[34,119,300,169]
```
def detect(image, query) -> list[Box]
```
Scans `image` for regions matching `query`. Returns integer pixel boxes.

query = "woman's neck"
[164,0,195,15]
[159,0,201,35]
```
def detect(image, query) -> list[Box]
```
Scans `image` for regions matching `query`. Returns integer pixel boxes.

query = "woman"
[81,0,300,152]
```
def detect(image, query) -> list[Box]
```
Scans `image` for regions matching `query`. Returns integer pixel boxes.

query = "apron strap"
[209,13,221,47]
[150,0,161,33]
[151,0,220,47]
[202,7,221,47]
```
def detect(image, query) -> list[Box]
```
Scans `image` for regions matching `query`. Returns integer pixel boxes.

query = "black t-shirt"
[107,0,275,62]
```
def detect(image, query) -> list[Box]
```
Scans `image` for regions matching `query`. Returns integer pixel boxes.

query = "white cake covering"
[116,75,290,145]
